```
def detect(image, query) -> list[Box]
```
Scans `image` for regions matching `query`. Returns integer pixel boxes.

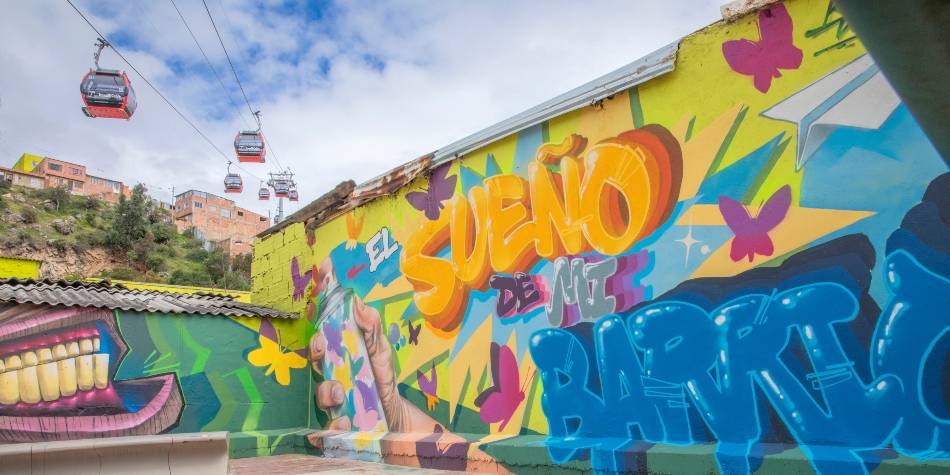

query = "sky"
[0,0,721,217]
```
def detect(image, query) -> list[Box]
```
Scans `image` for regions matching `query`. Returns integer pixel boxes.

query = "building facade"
[249,0,950,472]
[0,166,45,190]
[173,189,269,256]
[9,153,131,203]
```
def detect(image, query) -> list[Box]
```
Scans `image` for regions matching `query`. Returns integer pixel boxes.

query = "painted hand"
[309,295,422,432]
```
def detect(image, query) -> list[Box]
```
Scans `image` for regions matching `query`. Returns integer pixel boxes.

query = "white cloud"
[0,0,720,217]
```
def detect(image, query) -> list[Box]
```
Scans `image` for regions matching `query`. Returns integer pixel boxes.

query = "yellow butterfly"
[247,320,308,386]
[346,212,365,250]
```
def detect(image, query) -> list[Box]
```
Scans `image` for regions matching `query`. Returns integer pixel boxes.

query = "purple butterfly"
[417,363,438,411]
[291,256,312,301]
[354,379,380,414]
[405,319,421,346]
[405,162,457,220]
[322,321,343,357]
[475,342,526,431]
[718,185,792,263]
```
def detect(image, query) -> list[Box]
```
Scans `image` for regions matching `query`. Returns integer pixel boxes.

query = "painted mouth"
[0,306,183,442]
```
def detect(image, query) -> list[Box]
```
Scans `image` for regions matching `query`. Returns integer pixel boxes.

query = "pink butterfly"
[475,343,527,431]
[719,185,792,263]
[722,4,803,93]
[291,256,313,301]
[417,364,438,411]
[406,162,457,220]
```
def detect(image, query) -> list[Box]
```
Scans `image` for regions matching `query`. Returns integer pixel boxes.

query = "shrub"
[50,239,69,253]
[21,208,37,224]
[219,271,250,291]
[169,269,214,287]
[186,247,209,262]
[151,224,175,244]
[99,266,141,281]
[15,229,38,247]
[34,186,71,211]
[145,254,167,273]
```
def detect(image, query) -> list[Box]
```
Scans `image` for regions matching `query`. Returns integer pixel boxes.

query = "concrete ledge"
[305,431,950,475]
[0,431,228,475]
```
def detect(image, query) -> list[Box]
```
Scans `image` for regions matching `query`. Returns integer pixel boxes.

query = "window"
[31,178,41,188]
[259,216,267,222]
[221,208,231,218]
[237,211,244,217]
[209,205,217,212]
[71,180,83,190]
[91,177,100,185]
[194,201,203,208]
[70,168,81,176]
[48,163,62,171]
[111,183,119,193]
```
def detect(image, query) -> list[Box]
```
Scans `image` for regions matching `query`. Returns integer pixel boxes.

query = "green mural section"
[114,311,311,456]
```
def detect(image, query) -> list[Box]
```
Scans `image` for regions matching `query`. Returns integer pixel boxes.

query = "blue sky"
[0,0,721,215]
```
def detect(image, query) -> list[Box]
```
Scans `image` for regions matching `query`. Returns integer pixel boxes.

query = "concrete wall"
[251,0,949,472]
[0,304,311,457]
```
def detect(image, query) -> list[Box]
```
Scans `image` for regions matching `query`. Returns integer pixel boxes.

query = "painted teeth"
[0,338,111,405]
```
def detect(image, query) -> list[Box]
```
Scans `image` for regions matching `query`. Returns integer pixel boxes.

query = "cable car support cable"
[63,0,263,182]
[201,0,287,173]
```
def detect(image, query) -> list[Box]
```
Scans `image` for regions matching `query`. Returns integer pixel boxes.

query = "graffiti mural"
[246,0,948,472]
[0,304,309,453]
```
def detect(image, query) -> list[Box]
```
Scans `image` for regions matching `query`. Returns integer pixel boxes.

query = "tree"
[37,186,71,211]
[107,184,151,255]
[204,246,229,283]
[232,253,253,282]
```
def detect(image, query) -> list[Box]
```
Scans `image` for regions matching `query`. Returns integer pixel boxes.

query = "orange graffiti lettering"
[400,125,683,332]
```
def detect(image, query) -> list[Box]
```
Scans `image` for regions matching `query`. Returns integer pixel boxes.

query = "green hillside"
[0,180,251,289]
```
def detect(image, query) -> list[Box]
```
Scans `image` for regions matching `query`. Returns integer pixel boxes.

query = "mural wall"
[0,304,309,455]
[250,0,948,472]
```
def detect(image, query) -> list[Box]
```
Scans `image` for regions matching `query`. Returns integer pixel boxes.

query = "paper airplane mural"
[761,54,900,169]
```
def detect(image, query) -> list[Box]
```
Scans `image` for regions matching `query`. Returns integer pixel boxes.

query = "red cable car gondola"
[234,111,266,163]
[258,183,270,201]
[224,162,242,193]
[288,188,299,202]
[273,179,290,198]
[80,39,136,120]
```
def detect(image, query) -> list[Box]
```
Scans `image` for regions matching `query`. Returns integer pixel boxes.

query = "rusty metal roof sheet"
[0,278,295,319]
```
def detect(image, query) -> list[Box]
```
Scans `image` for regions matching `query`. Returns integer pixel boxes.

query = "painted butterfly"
[291,256,313,301]
[406,319,422,346]
[719,185,792,262]
[417,363,438,411]
[247,319,308,386]
[474,342,527,431]
[346,212,365,250]
[722,4,803,93]
[405,162,457,220]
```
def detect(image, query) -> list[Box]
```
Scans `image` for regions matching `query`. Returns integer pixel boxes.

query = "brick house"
[173,190,269,256]
[10,153,130,203]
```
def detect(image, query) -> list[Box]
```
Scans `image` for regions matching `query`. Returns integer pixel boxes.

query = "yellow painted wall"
[12,153,44,173]
[250,0,947,471]
[0,256,41,279]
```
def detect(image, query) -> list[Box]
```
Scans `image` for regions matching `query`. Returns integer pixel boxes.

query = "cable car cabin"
[258,186,271,201]
[234,131,266,163]
[80,69,136,119]
[224,173,243,193]
[288,189,299,202]
[273,180,290,198]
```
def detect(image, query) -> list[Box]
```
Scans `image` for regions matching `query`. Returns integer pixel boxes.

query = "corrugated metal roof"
[257,41,679,239]
[0,278,295,319]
